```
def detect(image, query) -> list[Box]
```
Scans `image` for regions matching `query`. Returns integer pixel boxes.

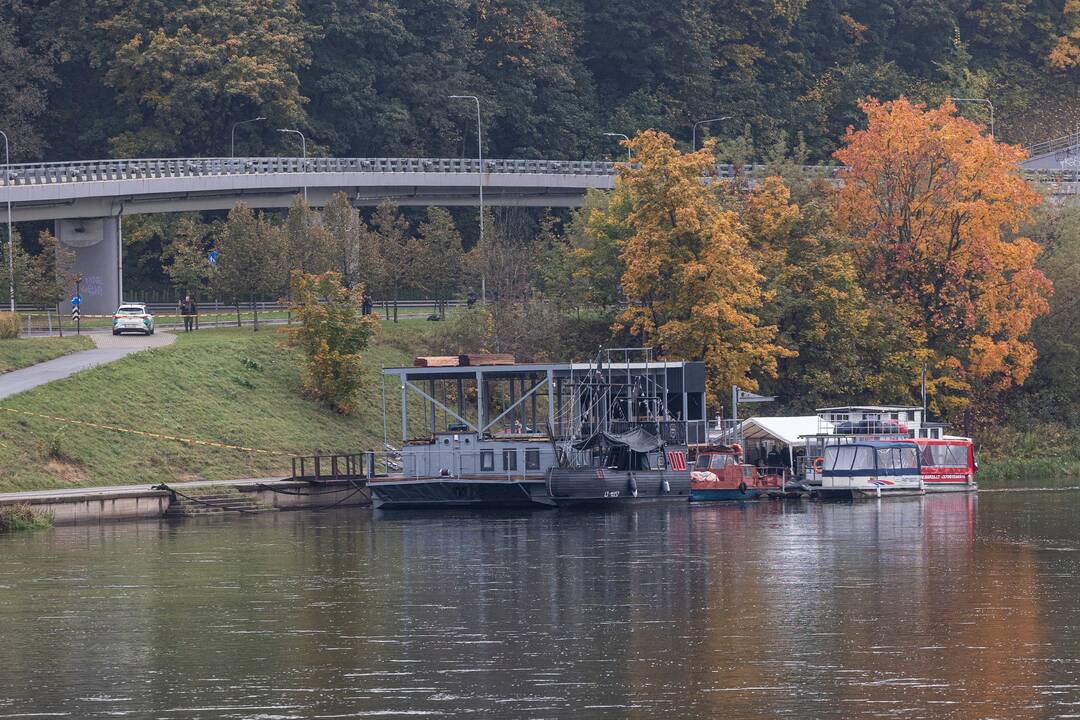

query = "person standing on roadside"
[180,295,198,332]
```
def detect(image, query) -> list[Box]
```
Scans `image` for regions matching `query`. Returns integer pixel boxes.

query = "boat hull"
[923,481,978,493]
[370,478,553,509]
[690,487,763,501]
[815,487,926,500]
[547,469,690,505]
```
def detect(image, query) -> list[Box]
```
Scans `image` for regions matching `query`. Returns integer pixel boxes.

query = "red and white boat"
[909,436,977,492]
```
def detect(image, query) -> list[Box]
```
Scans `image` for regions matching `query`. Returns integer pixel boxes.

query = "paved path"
[0,331,175,400]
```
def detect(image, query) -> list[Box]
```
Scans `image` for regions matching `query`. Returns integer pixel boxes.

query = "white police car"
[112,304,155,335]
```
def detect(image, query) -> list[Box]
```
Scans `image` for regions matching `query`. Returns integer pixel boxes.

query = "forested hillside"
[1,0,1078,162]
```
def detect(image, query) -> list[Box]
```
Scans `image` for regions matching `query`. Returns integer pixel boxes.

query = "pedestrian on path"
[180,295,198,332]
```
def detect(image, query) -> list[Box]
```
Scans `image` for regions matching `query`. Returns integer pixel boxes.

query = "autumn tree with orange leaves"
[834,98,1051,417]
[597,130,791,401]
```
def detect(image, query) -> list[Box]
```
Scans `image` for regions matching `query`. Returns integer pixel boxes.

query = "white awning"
[737,416,832,448]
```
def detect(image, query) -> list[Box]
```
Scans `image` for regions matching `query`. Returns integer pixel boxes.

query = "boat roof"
[383,360,702,378]
[737,416,831,447]
[817,405,922,412]
[827,439,919,449]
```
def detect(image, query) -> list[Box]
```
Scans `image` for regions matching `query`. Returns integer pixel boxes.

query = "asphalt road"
[0,331,175,401]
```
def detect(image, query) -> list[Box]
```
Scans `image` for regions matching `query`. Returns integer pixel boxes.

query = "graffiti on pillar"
[81,275,104,298]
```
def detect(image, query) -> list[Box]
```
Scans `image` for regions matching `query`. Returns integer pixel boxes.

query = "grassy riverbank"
[0,323,428,493]
[976,423,1080,489]
[0,336,95,373]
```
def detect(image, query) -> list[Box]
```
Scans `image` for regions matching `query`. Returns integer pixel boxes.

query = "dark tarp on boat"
[571,427,664,453]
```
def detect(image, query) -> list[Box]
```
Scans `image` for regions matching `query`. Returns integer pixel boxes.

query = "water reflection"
[0,492,1077,718]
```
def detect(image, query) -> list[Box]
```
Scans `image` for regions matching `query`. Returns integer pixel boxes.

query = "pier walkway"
[0,475,370,525]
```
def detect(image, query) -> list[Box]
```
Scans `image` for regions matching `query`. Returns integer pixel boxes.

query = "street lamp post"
[276,128,307,203]
[231,116,266,158]
[692,116,732,152]
[450,95,485,302]
[950,97,995,139]
[0,130,13,312]
[603,132,631,162]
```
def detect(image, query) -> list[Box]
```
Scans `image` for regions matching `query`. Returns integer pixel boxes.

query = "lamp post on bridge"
[449,94,485,302]
[231,116,265,158]
[949,97,994,139]
[603,133,631,162]
[692,116,732,152]
[0,130,12,312]
[276,128,307,203]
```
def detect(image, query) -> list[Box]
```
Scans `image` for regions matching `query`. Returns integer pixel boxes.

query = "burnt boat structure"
[369,350,707,509]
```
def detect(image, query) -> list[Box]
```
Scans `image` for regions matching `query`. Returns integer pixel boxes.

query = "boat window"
[502,449,517,471]
[954,444,971,467]
[695,454,710,469]
[932,443,968,468]
[853,446,876,470]
[525,448,541,470]
[877,448,896,471]
[480,450,494,471]
[711,454,731,469]
[825,446,856,471]
[899,447,918,469]
[921,445,936,466]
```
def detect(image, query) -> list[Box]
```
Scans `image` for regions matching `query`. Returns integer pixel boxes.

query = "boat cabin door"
[437,432,477,477]
[458,434,479,476]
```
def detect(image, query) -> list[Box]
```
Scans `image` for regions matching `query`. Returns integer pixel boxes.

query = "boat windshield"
[708,454,732,469]
[825,445,875,471]
[877,446,919,471]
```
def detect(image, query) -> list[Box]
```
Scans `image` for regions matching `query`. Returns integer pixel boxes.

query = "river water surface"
[2,492,1079,718]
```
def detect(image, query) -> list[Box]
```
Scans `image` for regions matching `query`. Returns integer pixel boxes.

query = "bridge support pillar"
[55,217,121,316]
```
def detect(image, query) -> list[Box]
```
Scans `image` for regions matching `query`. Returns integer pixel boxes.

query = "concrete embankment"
[0,477,371,526]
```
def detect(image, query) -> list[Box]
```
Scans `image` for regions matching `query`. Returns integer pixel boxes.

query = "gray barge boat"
[369,350,706,509]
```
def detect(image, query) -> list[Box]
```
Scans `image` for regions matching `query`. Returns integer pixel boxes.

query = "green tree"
[301,0,477,157]
[283,194,334,280]
[213,202,284,330]
[322,192,361,287]
[411,207,463,318]
[0,20,55,158]
[101,0,316,156]
[162,216,212,300]
[368,201,410,322]
[285,271,378,414]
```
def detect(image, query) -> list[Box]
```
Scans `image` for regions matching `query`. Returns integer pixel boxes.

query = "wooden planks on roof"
[412,354,516,368]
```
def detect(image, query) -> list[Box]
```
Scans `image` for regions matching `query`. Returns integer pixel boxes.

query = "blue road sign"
[208,250,218,265]
[71,295,81,306]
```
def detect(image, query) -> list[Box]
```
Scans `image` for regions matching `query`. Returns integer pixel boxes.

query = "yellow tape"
[0,406,290,455]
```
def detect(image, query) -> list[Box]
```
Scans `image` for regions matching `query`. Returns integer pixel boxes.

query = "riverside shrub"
[284,271,378,414]
[0,312,19,339]
[0,503,53,533]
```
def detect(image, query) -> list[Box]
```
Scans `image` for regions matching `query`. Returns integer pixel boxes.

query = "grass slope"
[0,336,95,373]
[0,324,425,492]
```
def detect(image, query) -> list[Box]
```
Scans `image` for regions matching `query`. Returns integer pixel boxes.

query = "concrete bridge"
[1,155,1077,313]
[1022,130,1080,172]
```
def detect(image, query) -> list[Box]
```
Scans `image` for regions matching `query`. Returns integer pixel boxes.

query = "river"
[1,492,1078,718]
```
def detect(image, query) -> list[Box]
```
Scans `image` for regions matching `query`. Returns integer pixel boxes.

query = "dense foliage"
[1,0,1077,162]
[285,271,378,413]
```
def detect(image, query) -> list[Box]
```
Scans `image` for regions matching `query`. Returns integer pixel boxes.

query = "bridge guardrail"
[1025,130,1080,159]
[0,156,1076,189]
